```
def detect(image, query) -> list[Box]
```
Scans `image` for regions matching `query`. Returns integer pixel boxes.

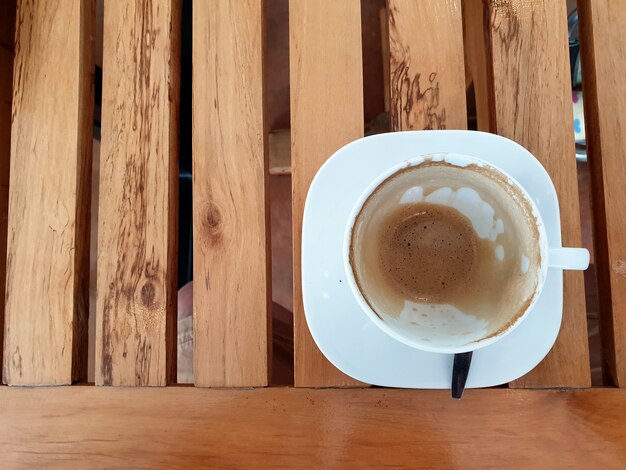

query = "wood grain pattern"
[193,0,270,387]
[3,0,94,385]
[578,0,626,386]
[388,0,467,130]
[0,0,16,384]
[290,0,366,387]
[462,0,491,131]
[483,0,590,388]
[1,387,626,467]
[96,0,180,386]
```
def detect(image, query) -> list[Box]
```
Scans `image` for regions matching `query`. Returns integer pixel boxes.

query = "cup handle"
[548,247,590,270]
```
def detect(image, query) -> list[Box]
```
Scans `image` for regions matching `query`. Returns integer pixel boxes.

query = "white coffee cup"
[343,153,589,355]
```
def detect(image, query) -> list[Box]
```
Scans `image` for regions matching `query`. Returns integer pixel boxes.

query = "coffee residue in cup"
[349,159,542,345]
[379,202,477,304]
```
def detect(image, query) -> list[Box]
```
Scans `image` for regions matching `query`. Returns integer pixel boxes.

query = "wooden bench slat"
[1,387,625,467]
[0,0,15,384]
[578,0,626,386]
[3,0,94,385]
[290,0,366,387]
[388,0,467,131]
[482,0,590,388]
[193,0,270,387]
[96,0,180,386]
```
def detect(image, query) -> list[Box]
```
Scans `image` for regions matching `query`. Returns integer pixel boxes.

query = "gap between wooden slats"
[480,0,590,388]
[192,0,270,387]
[290,0,367,387]
[0,0,16,384]
[3,0,94,385]
[578,0,626,387]
[462,0,491,131]
[96,0,180,386]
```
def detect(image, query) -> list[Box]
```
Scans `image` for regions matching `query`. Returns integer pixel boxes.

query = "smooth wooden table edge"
[1,386,625,467]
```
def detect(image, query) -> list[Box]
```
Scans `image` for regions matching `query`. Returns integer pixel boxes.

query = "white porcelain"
[302,130,586,388]
[343,153,588,355]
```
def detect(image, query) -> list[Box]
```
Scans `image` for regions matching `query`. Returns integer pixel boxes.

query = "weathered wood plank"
[0,387,625,467]
[3,0,94,385]
[192,0,270,387]
[290,0,365,387]
[578,0,626,386]
[96,0,180,385]
[388,0,467,130]
[483,0,590,387]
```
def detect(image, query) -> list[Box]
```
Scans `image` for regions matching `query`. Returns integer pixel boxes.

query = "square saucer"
[302,130,563,388]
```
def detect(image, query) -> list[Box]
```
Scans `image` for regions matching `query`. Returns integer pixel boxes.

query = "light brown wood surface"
[578,0,626,387]
[388,0,467,130]
[0,387,625,467]
[483,0,590,388]
[193,0,270,387]
[0,0,16,384]
[462,0,491,131]
[96,0,180,386]
[3,0,94,385]
[290,0,366,387]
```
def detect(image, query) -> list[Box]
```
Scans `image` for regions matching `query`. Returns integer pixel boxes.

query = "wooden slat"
[96,0,180,386]
[1,387,626,467]
[462,0,491,131]
[578,0,626,386]
[0,0,16,384]
[388,0,467,130]
[3,0,94,385]
[481,0,590,388]
[290,0,365,387]
[193,0,270,387]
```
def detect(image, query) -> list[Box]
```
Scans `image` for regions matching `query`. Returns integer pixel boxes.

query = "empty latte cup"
[344,153,589,354]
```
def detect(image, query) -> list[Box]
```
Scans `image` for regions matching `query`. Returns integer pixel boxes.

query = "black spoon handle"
[451,351,473,399]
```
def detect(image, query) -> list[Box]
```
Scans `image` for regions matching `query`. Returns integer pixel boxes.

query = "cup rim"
[342,152,550,354]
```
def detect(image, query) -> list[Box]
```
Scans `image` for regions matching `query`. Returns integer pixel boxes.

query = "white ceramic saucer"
[302,130,563,388]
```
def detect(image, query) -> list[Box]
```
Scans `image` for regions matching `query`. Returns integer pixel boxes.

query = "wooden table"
[1,0,625,467]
